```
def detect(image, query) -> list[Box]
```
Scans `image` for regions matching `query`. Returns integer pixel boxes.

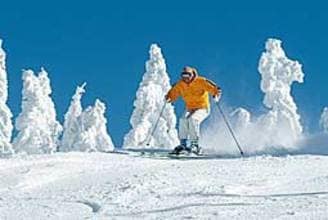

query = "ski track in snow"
[0,152,328,219]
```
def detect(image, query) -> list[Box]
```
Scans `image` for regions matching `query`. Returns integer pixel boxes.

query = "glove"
[213,94,221,103]
[165,95,172,103]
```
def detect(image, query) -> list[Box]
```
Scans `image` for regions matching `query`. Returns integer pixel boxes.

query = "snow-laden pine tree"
[61,85,114,152]
[320,107,328,133]
[257,38,304,146]
[73,99,114,152]
[13,68,62,154]
[123,44,179,149]
[60,83,86,152]
[0,39,14,156]
[230,108,251,130]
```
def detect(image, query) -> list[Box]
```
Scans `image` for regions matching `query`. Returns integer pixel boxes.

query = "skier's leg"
[188,108,209,139]
[188,109,210,153]
[178,111,190,140]
[171,111,189,154]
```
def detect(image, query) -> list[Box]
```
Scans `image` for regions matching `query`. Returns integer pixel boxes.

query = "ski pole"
[216,103,244,156]
[144,101,167,146]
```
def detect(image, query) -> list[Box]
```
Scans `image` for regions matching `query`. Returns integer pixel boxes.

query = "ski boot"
[190,139,202,155]
[170,139,187,155]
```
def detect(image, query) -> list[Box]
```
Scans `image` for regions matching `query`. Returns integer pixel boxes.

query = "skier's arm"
[202,78,221,97]
[165,83,181,103]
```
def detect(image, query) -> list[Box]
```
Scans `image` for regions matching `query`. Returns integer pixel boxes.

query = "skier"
[165,66,221,154]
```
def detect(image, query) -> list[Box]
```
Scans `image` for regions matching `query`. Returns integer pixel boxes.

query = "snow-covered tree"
[123,44,179,149]
[13,68,62,154]
[60,83,86,151]
[320,107,328,133]
[61,85,114,152]
[0,39,14,156]
[73,99,114,152]
[230,108,251,130]
[257,38,304,146]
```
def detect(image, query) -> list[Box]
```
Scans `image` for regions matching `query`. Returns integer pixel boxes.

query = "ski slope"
[0,152,328,219]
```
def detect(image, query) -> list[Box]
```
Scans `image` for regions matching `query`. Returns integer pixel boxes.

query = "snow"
[0,39,14,157]
[13,68,62,154]
[0,152,327,219]
[123,44,179,149]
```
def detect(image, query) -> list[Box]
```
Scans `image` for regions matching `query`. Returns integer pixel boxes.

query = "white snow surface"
[13,68,62,154]
[123,44,179,149]
[202,38,305,155]
[0,39,13,156]
[0,152,327,219]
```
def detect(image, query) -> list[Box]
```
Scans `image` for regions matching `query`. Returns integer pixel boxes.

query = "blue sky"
[1,1,327,146]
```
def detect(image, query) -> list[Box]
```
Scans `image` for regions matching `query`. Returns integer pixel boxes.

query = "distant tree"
[320,107,328,133]
[230,108,251,130]
[0,39,13,156]
[123,44,179,149]
[13,68,62,154]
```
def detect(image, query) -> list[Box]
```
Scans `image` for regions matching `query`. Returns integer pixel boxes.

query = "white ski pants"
[179,108,210,140]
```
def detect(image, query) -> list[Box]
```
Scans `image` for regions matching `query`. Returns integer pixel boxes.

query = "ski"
[112,148,225,160]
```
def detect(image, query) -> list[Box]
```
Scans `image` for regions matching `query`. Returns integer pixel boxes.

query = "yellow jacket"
[167,76,221,110]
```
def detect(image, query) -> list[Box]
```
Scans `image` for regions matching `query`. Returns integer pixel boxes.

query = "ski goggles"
[181,72,193,78]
